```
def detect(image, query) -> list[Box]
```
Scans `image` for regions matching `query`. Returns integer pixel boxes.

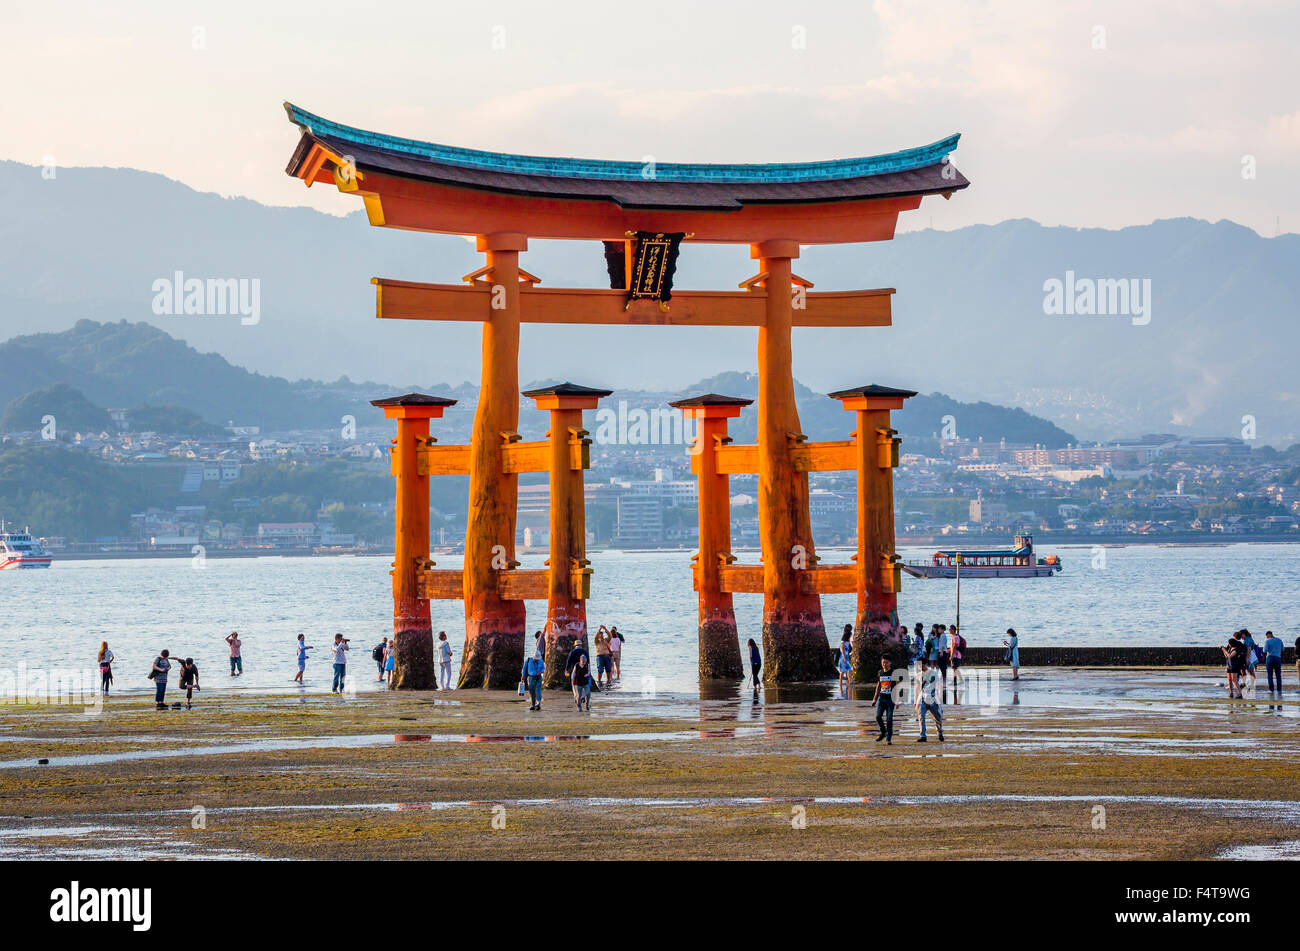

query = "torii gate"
[282,103,968,687]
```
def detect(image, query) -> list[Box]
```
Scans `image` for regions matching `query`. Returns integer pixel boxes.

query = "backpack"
[924,637,935,658]
[372,643,385,662]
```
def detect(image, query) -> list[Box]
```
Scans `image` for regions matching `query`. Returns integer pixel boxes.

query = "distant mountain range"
[2,160,1296,445]
[0,321,1076,447]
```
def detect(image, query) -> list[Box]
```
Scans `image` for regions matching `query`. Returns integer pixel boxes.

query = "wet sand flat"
[0,667,1297,860]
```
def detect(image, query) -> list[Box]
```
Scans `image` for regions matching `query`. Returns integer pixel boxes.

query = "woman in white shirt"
[609,627,624,681]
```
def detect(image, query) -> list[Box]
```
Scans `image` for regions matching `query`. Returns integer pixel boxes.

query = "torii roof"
[284,103,969,213]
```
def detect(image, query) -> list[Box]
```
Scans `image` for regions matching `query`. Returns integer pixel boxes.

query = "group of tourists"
[1222,628,1296,698]
[518,625,627,711]
[368,632,456,688]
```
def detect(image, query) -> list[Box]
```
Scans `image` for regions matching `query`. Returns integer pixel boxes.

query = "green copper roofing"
[285,103,960,185]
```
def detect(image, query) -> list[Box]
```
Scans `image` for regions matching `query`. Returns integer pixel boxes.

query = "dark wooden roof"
[521,382,614,398]
[827,384,919,400]
[369,393,458,407]
[669,393,755,408]
[285,104,969,212]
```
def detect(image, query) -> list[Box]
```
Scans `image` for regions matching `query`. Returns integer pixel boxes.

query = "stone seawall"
[956,646,1294,666]
[834,646,1297,666]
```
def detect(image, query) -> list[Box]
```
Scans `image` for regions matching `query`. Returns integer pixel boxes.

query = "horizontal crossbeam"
[691,440,858,475]
[374,279,893,328]
[418,567,551,601]
[404,440,588,476]
[710,562,867,595]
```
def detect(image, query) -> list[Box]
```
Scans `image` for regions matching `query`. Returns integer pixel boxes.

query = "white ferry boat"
[902,533,1060,579]
[0,523,54,569]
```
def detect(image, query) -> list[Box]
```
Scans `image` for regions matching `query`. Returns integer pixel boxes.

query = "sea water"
[1,543,1295,696]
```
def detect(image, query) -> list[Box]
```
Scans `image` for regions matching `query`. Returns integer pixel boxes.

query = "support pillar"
[753,240,829,681]
[371,393,457,689]
[831,384,917,680]
[459,232,529,689]
[524,383,611,687]
[672,394,753,680]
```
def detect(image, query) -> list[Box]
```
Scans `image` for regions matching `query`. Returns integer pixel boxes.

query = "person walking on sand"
[97,641,114,696]
[330,634,350,694]
[178,657,200,710]
[915,657,944,742]
[1003,628,1020,681]
[571,653,592,711]
[871,656,896,745]
[521,633,545,711]
[564,633,589,682]
[747,638,762,687]
[949,624,965,686]
[149,649,172,710]
[373,637,388,682]
[935,624,951,687]
[1241,628,1260,692]
[383,638,396,684]
[609,626,624,681]
[225,631,243,677]
[837,625,852,693]
[293,634,313,683]
[1222,630,1246,699]
[594,626,614,689]
[437,632,453,690]
[1263,630,1284,694]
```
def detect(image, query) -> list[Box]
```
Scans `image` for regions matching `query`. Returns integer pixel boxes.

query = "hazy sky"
[3,0,1296,234]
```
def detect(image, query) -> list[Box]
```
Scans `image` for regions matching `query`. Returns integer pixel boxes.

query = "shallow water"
[1,545,1297,700]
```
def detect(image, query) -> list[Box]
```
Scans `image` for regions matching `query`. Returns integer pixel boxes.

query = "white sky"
[2,0,1297,234]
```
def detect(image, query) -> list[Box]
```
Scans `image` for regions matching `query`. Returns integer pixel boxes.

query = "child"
[294,635,313,684]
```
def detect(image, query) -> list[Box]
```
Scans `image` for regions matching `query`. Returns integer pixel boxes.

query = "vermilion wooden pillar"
[459,232,529,689]
[831,384,916,680]
[753,240,829,682]
[371,393,457,689]
[523,383,611,687]
[672,394,753,680]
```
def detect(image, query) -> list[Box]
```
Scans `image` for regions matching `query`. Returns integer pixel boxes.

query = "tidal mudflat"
[1,668,1296,860]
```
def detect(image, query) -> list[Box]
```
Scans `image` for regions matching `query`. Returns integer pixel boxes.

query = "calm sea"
[2,544,1295,695]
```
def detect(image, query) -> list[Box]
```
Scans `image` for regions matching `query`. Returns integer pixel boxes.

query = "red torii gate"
[282,103,968,687]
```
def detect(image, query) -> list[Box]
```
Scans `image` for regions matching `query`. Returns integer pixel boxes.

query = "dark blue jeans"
[527,674,543,706]
[1266,656,1283,692]
[876,695,895,739]
[333,663,346,692]
[154,679,166,705]
[919,700,943,738]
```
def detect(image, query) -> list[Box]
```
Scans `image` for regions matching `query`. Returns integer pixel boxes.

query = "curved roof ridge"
[285,102,960,185]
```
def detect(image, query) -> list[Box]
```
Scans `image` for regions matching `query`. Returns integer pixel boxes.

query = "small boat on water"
[0,523,54,569]
[902,533,1060,579]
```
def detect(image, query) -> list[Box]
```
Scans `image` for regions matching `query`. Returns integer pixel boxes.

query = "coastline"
[2,667,1296,860]
[39,534,1300,562]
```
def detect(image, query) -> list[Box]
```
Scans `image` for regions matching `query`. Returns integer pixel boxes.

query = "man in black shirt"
[178,658,200,709]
